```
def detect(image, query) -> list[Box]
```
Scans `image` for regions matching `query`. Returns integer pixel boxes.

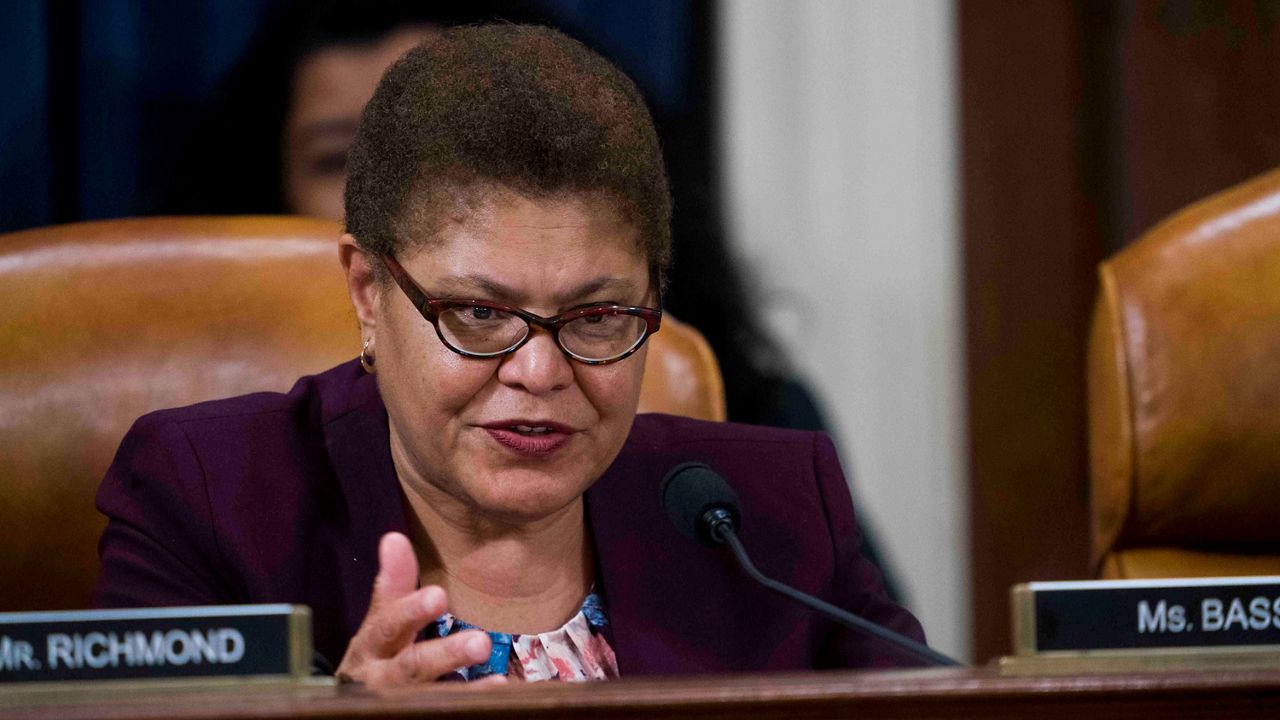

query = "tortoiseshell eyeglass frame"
[379,253,662,366]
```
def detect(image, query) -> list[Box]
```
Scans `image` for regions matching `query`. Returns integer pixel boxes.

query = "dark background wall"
[0,0,702,233]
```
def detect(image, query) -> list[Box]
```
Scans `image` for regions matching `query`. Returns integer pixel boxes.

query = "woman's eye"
[575,313,624,334]
[470,306,493,320]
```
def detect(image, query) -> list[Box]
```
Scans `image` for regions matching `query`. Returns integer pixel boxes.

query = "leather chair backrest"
[1088,168,1280,579]
[0,216,724,611]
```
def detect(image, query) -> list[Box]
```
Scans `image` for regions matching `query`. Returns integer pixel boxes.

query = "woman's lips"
[481,422,574,457]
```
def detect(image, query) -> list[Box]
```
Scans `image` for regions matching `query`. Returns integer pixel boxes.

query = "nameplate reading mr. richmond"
[0,605,307,683]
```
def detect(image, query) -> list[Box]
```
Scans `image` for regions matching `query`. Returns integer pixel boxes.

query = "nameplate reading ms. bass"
[0,605,311,683]
[1012,577,1280,654]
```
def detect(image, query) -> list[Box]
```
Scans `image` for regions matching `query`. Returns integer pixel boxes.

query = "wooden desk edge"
[5,666,1280,719]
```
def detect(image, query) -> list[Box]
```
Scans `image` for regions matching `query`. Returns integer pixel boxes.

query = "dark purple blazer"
[94,360,925,675]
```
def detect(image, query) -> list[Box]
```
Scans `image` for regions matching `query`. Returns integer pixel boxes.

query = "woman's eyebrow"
[432,274,516,300]
[436,274,638,304]
[557,277,638,304]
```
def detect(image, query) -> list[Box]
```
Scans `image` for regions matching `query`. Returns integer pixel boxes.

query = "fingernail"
[422,587,442,612]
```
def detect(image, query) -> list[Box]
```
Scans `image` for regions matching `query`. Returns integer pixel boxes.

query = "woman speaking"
[93,24,925,687]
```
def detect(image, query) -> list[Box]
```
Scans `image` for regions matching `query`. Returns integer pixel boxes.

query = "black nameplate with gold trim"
[1013,577,1280,654]
[0,605,310,683]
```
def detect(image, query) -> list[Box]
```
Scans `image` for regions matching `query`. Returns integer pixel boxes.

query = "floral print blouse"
[431,592,619,682]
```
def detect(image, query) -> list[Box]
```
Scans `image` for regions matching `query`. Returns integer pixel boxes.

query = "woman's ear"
[339,234,380,333]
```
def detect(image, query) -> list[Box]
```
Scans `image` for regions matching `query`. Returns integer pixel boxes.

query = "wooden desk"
[4,667,1280,719]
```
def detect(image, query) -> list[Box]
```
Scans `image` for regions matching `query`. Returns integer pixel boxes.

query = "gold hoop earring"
[360,338,376,373]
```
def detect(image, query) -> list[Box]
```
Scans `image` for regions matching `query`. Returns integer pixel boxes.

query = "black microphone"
[661,462,960,667]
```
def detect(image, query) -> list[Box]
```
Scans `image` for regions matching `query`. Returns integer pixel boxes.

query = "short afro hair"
[344,23,672,290]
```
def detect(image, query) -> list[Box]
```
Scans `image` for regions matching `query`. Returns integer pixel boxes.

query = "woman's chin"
[465,471,589,526]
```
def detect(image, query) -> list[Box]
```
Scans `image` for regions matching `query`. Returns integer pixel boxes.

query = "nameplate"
[1013,577,1280,655]
[0,605,311,683]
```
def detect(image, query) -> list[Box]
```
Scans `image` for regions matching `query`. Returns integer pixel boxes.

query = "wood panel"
[1116,0,1280,243]
[5,668,1280,719]
[960,0,1103,662]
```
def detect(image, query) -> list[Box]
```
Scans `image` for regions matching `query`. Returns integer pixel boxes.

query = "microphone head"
[661,462,741,546]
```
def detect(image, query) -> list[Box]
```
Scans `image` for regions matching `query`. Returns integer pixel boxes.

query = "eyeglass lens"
[436,306,648,361]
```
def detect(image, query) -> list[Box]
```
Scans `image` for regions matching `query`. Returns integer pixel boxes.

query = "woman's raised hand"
[335,532,504,688]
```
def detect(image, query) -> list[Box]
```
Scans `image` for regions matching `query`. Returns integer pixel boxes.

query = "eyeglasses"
[380,254,662,365]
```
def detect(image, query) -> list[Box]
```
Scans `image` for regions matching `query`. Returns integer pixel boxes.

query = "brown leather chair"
[1089,168,1280,579]
[0,216,724,611]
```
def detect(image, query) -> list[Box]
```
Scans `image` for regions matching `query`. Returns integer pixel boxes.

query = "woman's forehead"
[396,190,650,302]
[401,188,646,260]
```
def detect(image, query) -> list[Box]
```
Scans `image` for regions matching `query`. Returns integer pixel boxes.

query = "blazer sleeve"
[811,432,929,668]
[93,414,239,608]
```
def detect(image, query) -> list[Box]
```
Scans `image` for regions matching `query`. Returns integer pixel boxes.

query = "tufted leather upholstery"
[0,216,724,611]
[1088,168,1280,579]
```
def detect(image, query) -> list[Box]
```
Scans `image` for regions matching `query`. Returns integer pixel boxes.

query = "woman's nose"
[495,328,574,395]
